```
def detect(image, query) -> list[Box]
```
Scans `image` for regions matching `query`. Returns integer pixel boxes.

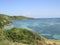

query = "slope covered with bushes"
[0,28,46,45]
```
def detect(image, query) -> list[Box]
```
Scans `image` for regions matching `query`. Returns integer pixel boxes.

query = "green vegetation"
[0,28,46,45]
[0,14,34,20]
[9,16,34,20]
[0,27,59,45]
[0,14,11,28]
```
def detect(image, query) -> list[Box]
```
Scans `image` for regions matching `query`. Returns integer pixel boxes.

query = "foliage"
[5,28,44,44]
[0,27,45,44]
[0,26,58,45]
[0,14,11,28]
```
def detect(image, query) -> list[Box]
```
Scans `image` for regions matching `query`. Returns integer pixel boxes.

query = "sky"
[0,0,60,18]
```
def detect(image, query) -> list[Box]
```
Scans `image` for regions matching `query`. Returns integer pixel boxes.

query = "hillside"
[0,14,11,28]
[0,14,34,20]
[9,16,34,20]
[0,28,60,45]
[0,28,46,45]
[0,27,60,45]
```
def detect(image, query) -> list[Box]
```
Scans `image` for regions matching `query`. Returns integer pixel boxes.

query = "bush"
[0,28,45,44]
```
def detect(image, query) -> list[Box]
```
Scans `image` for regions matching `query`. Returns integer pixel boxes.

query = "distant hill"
[0,14,34,20]
[10,16,34,20]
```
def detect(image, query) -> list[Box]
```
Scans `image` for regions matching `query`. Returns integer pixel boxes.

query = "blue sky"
[0,0,60,18]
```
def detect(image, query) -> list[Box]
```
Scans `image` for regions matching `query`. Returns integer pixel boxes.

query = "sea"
[4,18,60,40]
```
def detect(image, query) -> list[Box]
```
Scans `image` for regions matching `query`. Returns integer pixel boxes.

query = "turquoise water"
[5,18,60,40]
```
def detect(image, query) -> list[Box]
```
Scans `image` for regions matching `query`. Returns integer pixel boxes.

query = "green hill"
[0,14,34,20]
[0,28,46,45]
[9,16,34,20]
[0,28,59,45]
